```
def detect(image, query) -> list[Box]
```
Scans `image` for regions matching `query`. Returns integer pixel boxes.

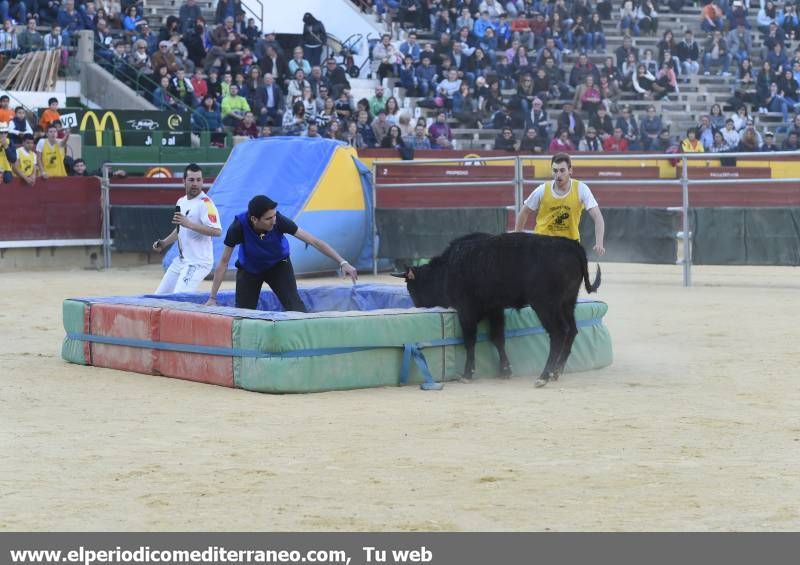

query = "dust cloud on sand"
[2,263,799,530]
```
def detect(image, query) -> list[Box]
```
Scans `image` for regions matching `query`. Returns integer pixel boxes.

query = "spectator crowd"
[354,0,800,152]
[1,0,799,153]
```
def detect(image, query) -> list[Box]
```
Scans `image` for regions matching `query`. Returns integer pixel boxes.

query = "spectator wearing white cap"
[761,131,779,151]
[151,39,180,74]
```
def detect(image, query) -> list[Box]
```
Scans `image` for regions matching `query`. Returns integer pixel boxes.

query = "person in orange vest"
[0,95,15,123]
[38,97,61,131]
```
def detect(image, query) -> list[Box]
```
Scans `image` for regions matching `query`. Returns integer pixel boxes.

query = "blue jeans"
[375,0,400,16]
[459,71,475,88]
[620,16,640,36]
[701,18,723,32]
[681,60,700,76]
[0,0,27,22]
[519,98,531,117]
[702,52,731,74]
[768,96,789,122]
[586,32,606,50]
[417,78,434,98]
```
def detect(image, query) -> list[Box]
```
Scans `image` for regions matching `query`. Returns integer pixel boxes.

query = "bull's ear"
[406,267,415,280]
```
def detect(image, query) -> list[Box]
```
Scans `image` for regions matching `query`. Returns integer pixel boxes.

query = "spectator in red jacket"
[602,126,630,151]
[548,129,576,152]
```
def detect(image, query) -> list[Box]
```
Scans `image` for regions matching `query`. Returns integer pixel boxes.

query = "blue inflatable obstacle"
[164,137,376,274]
[62,284,614,393]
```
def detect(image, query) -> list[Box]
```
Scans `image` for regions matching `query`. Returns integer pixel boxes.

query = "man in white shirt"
[152,163,222,294]
[436,69,462,107]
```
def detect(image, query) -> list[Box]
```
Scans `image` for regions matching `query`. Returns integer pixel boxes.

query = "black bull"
[393,232,601,387]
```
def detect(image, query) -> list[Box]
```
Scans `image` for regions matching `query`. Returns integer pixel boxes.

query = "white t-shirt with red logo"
[175,192,221,266]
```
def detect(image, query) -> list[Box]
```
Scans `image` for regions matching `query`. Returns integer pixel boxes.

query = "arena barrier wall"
[111,206,175,252]
[376,208,509,261]
[578,208,678,264]
[691,207,800,266]
[61,284,613,393]
[0,177,102,240]
[375,208,677,265]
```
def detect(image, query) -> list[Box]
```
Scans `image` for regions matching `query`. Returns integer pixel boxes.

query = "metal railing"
[99,161,227,268]
[93,39,207,130]
[241,0,263,33]
[370,151,800,287]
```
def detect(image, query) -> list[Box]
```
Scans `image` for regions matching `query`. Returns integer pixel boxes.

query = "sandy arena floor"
[1,262,799,531]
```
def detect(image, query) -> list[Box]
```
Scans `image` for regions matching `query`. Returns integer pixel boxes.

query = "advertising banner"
[57,109,191,147]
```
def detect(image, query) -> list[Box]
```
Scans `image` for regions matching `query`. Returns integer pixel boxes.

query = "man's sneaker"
[722,71,731,77]
[703,71,710,75]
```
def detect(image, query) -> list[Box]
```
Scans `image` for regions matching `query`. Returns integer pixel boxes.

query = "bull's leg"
[458,311,479,382]
[531,306,564,388]
[487,308,512,378]
[551,302,578,381]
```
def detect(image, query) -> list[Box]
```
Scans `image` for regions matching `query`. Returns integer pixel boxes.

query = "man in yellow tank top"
[14,134,37,186]
[36,123,69,178]
[514,152,606,256]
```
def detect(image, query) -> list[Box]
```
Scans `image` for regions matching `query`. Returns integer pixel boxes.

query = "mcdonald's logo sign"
[79,111,123,147]
[145,166,173,178]
[462,153,487,166]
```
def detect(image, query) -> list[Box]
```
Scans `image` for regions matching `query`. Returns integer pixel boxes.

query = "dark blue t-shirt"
[224,212,299,274]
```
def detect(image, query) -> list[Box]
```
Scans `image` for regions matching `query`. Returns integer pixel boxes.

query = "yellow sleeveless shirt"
[16,148,36,177]
[0,141,12,173]
[40,140,67,177]
[533,179,584,241]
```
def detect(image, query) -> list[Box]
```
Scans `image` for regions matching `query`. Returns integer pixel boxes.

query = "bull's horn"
[390,271,406,278]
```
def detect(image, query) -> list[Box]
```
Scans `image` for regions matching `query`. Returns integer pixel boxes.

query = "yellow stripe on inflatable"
[303,145,365,212]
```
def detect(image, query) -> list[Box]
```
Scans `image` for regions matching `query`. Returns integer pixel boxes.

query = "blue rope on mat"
[66,333,374,359]
[397,318,599,386]
[66,317,602,389]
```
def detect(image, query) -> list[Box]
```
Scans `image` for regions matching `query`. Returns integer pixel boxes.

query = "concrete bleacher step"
[398,5,786,142]
[349,77,380,90]
[143,0,216,27]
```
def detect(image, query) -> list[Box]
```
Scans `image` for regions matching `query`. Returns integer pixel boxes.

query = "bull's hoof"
[498,365,513,379]
[534,377,549,388]
[550,372,560,382]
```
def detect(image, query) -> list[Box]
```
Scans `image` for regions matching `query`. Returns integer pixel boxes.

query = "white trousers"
[154,257,212,294]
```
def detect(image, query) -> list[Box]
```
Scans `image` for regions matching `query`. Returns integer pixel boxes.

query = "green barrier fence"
[83,131,233,173]
[375,208,509,263]
[692,208,800,266]
[578,207,678,264]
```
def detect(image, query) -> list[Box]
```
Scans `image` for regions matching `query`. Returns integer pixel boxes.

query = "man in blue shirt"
[205,195,357,311]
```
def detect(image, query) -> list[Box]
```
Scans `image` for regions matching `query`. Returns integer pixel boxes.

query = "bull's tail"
[584,264,601,293]
[581,246,601,293]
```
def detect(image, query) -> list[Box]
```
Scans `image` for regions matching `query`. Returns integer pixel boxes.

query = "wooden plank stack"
[0,50,60,91]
